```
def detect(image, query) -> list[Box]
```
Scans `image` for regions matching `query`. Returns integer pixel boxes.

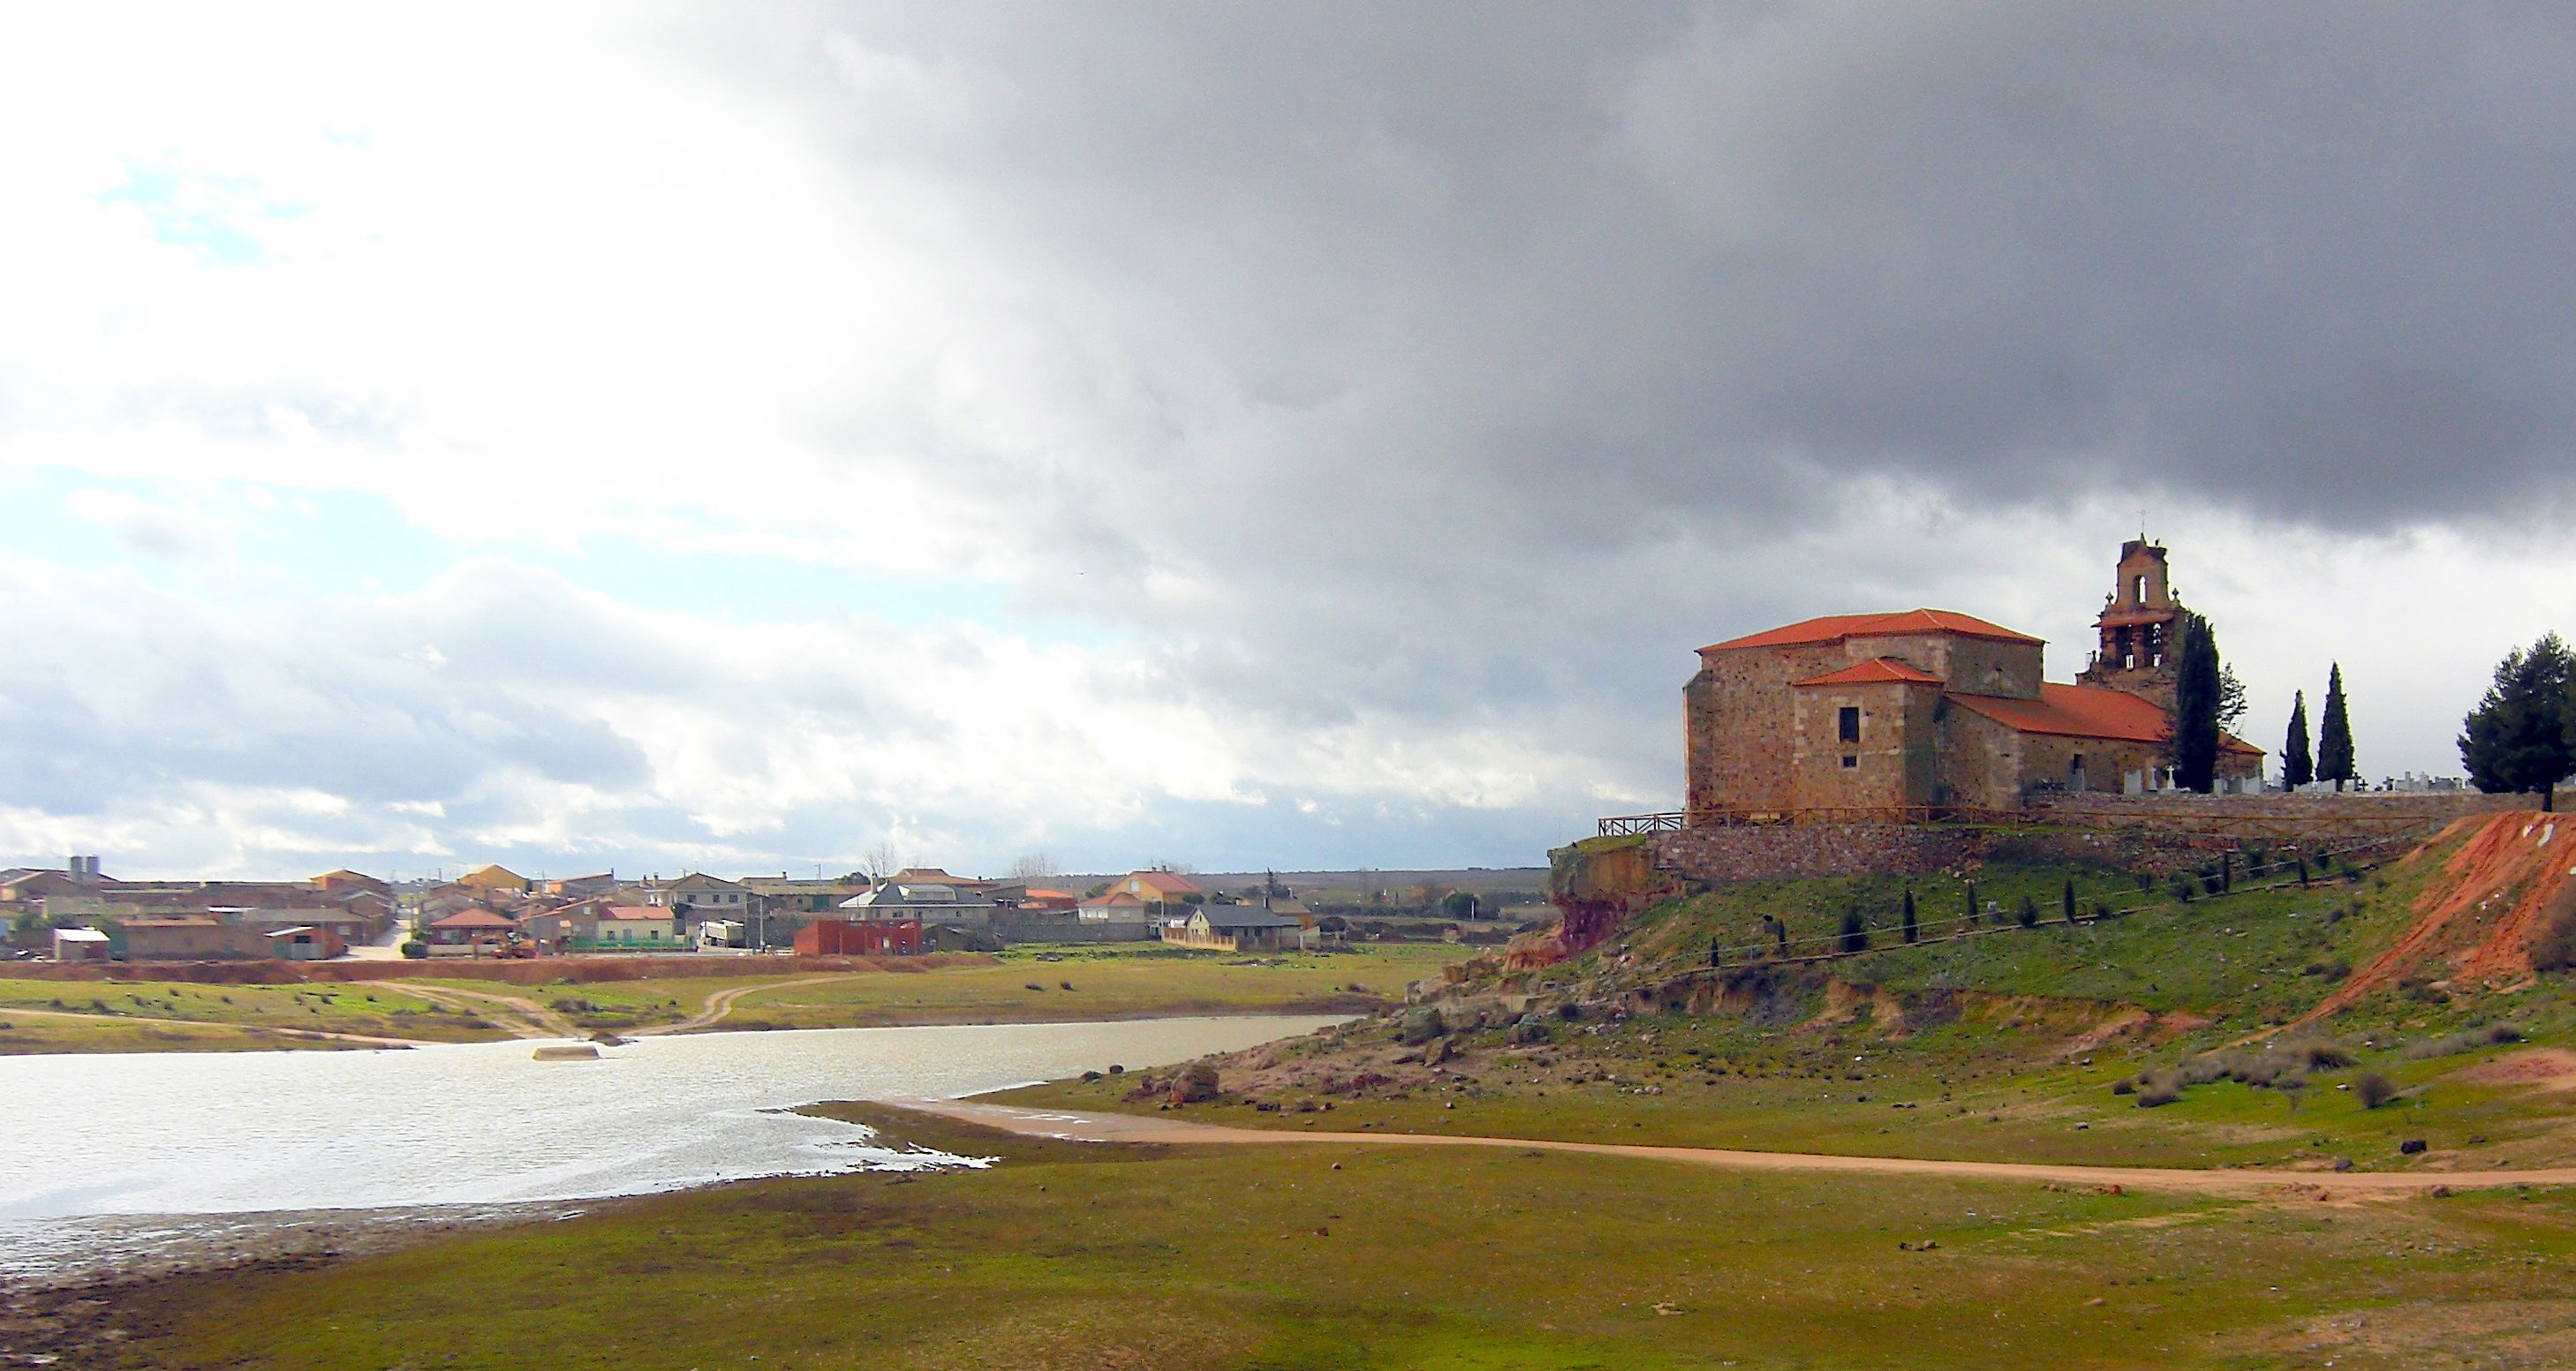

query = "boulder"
[1397,1007,1447,1045]
[1167,1061,1220,1104]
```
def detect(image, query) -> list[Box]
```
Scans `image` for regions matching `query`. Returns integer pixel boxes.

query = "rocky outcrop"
[1546,837,1688,957]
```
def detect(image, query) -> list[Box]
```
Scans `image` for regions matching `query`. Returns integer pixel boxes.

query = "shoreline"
[0,1000,1373,1057]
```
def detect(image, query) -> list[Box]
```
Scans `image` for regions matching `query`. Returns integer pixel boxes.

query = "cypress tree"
[2316,664,2357,792]
[1964,881,1977,925]
[1901,889,1918,944]
[2282,690,2314,789]
[2459,634,2576,812]
[2062,877,2079,924]
[2170,612,2224,792]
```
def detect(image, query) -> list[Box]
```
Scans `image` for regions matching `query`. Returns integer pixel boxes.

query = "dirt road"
[882,1098,2576,1196]
[397,984,578,1039]
[630,976,848,1036]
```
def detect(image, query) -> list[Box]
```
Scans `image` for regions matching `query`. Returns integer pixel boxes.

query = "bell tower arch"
[2076,539,2181,711]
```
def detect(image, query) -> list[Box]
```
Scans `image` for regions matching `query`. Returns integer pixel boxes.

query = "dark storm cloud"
[669,1,2576,780]
[715,1,2576,528]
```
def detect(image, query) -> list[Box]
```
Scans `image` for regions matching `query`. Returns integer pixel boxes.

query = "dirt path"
[630,976,849,1036]
[0,1004,420,1049]
[882,1098,2576,1197]
[398,984,578,1039]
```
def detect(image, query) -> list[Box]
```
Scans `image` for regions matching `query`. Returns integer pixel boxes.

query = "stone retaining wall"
[1647,825,1983,884]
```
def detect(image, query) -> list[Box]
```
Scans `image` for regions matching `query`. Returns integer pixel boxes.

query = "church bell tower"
[2076,539,2181,712]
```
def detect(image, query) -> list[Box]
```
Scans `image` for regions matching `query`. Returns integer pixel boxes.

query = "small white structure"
[50,926,110,961]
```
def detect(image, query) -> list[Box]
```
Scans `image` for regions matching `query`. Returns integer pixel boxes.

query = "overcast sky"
[1,3,2571,880]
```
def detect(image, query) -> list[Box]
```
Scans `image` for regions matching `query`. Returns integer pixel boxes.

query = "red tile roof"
[1947,684,2262,756]
[1704,609,2043,653]
[1792,658,1945,687]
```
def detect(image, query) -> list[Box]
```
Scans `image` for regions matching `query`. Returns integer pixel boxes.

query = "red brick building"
[1684,541,2261,816]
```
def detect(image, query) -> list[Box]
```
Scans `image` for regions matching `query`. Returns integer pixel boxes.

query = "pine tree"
[2316,663,2357,792]
[2459,633,2576,812]
[2170,612,2224,792]
[2282,690,2314,788]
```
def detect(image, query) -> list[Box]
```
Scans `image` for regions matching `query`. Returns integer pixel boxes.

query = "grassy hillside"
[1009,817,2576,1174]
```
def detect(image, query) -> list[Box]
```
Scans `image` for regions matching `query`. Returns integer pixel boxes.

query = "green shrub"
[2533,906,2576,974]
[2292,1039,2358,1070]
[1838,908,1869,954]
[2170,873,2195,903]
[2014,895,2038,929]
[2355,1072,2398,1109]
[2402,1023,2525,1061]
[399,941,427,960]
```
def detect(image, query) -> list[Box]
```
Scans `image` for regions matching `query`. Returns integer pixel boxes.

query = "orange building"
[1683,541,2261,815]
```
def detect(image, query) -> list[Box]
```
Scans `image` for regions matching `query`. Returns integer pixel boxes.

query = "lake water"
[0,1016,1339,1224]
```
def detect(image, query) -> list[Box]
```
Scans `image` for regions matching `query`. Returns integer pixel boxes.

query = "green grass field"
[706,944,1454,1028]
[0,977,497,1051]
[89,1104,2576,1370]
[0,945,1465,1051]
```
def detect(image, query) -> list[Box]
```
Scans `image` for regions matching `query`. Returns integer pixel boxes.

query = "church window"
[1841,755,1858,769]
[2134,573,2148,603]
[1838,706,1861,743]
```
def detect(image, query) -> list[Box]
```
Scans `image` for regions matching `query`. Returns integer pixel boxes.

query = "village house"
[540,872,620,898]
[49,927,110,961]
[1684,540,2263,817]
[1106,870,1204,906]
[120,918,268,960]
[1161,904,1308,952]
[424,906,520,954]
[262,925,344,960]
[453,864,532,895]
[739,876,874,915]
[593,906,682,947]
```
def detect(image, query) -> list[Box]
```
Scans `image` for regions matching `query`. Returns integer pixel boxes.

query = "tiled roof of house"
[668,872,744,891]
[1197,907,1302,929]
[1792,657,1945,687]
[1128,870,1203,894]
[1949,684,2263,756]
[428,908,519,930]
[1704,609,2043,653]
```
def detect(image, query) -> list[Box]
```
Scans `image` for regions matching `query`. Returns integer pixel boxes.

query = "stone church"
[1683,540,2262,816]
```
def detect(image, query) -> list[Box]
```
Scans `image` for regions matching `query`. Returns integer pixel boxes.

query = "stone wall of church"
[1685,641,1851,814]
[1788,678,1938,809]
[1648,824,1983,884]
[1847,631,2043,701]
